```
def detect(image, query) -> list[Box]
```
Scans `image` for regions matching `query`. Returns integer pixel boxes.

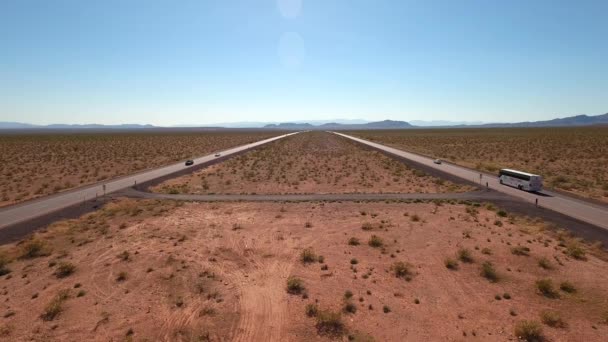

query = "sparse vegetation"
[54,262,76,278]
[300,248,317,264]
[480,261,499,282]
[40,290,70,321]
[348,237,360,246]
[444,258,459,270]
[306,303,319,317]
[368,235,384,248]
[116,271,128,282]
[536,279,559,298]
[511,246,530,256]
[457,248,474,263]
[286,276,305,294]
[514,320,544,341]
[19,239,50,259]
[540,311,566,328]
[392,261,413,280]
[316,310,345,337]
[559,281,576,293]
[538,257,552,270]
[0,131,281,206]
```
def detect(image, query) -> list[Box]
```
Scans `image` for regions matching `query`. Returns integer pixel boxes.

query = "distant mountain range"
[477,113,608,128]
[1,113,606,130]
[263,120,413,130]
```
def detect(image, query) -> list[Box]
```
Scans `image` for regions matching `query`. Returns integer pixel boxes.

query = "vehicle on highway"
[498,168,543,192]
[185,160,194,166]
[433,159,442,165]
[215,153,221,157]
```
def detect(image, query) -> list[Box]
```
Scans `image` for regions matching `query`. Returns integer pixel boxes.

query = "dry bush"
[514,320,544,341]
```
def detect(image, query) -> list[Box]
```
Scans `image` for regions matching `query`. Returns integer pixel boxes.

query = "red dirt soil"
[0,199,606,341]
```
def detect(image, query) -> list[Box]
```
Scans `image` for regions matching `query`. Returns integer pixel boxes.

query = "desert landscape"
[151,132,469,195]
[2,2,608,341]
[348,127,608,202]
[0,130,282,207]
[0,198,606,341]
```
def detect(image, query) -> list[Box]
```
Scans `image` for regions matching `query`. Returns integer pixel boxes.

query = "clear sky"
[1,0,607,126]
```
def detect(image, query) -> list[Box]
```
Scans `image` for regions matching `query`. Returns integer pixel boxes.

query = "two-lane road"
[0,132,298,230]
[334,132,608,231]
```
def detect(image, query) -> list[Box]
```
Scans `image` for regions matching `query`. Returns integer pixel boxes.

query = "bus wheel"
[518,185,523,190]
[499,179,503,185]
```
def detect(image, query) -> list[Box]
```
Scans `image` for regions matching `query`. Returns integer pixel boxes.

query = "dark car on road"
[185,160,194,166]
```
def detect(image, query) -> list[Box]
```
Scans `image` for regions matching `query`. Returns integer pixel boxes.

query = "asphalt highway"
[334,132,608,231]
[0,132,298,230]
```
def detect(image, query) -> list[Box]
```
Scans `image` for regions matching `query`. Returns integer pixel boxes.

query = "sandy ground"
[0,199,606,341]
[152,132,470,195]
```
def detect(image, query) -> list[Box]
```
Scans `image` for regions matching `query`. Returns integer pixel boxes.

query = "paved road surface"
[334,132,608,231]
[0,132,298,229]
[121,188,506,202]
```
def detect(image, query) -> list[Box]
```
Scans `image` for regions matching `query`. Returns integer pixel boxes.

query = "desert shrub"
[536,279,559,298]
[348,237,360,246]
[40,290,70,321]
[306,303,318,317]
[383,305,391,313]
[559,281,576,293]
[514,320,544,341]
[481,248,492,255]
[480,261,499,282]
[565,243,586,260]
[0,254,11,276]
[286,276,304,294]
[511,246,530,256]
[444,258,458,270]
[497,210,508,217]
[538,257,552,270]
[54,262,75,278]
[118,251,130,261]
[410,214,420,222]
[344,290,353,299]
[343,302,357,314]
[368,235,383,248]
[350,258,358,265]
[316,310,345,336]
[19,239,50,259]
[392,261,413,280]
[116,271,128,282]
[300,248,317,263]
[540,311,565,328]
[457,248,474,263]
[361,223,373,231]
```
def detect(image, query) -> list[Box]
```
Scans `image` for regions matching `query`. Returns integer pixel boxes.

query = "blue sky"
[1,0,607,126]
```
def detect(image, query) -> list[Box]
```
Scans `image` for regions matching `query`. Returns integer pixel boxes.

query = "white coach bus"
[498,169,543,192]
